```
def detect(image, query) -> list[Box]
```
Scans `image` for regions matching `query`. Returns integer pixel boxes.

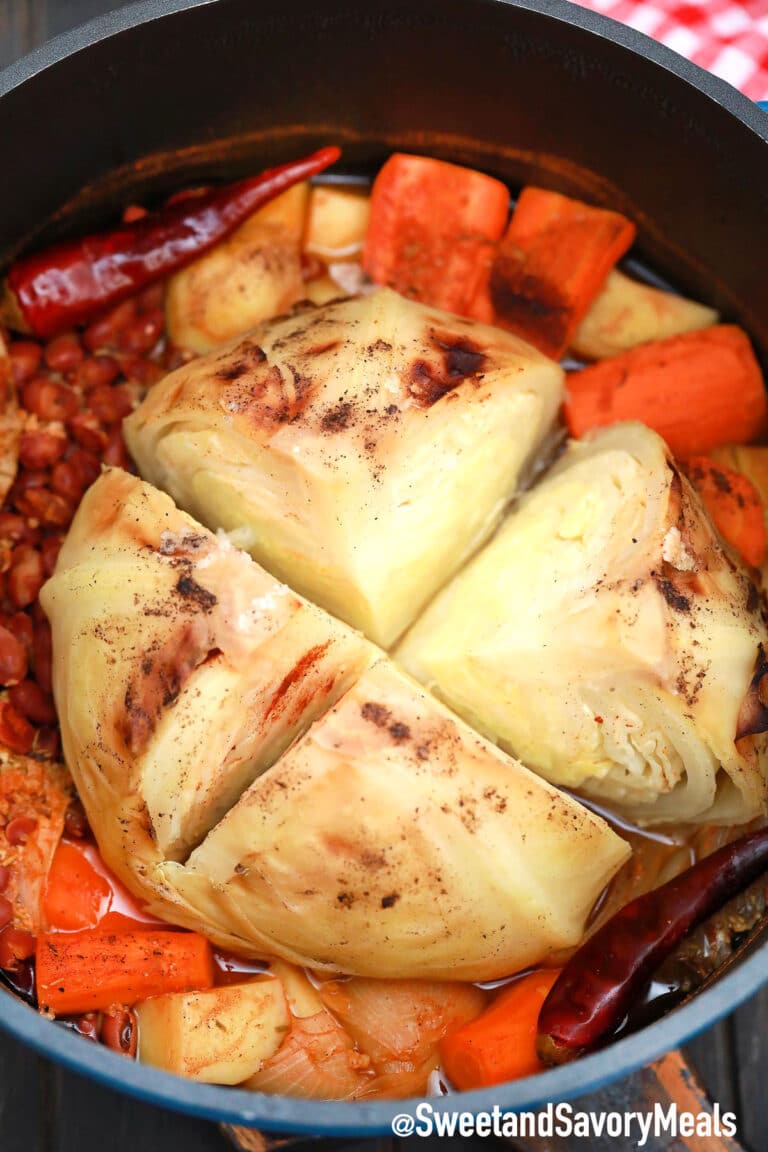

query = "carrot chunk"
[36,928,214,1015]
[685,456,767,569]
[487,187,635,359]
[565,325,768,457]
[362,153,509,316]
[43,840,112,932]
[439,968,561,1090]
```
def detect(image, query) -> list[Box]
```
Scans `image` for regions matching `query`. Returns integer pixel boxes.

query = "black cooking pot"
[1,0,767,1136]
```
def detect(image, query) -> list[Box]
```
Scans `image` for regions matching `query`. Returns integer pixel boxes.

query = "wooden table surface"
[1,1,768,1149]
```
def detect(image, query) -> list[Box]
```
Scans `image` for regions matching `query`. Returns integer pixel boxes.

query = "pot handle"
[221,1050,745,1152]
[509,1050,746,1152]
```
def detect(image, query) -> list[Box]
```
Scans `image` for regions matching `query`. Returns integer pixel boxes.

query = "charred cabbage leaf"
[41,470,627,978]
[124,288,563,646]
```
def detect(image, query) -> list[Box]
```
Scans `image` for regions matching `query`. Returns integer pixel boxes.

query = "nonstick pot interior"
[1,0,768,1133]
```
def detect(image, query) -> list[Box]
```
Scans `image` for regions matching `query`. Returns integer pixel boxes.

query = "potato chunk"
[137,978,289,1084]
[165,183,308,353]
[125,289,563,645]
[571,270,718,360]
[304,185,370,261]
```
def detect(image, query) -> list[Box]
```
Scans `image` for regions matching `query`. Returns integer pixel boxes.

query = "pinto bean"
[51,459,86,504]
[87,384,134,425]
[9,680,56,726]
[0,515,34,545]
[32,727,59,759]
[0,624,28,686]
[0,896,12,932]
[77,355,120,391]
[44,332,84,374]
[66,447,102,489]
[67,411,108,454]
[0,703,34,754]
[118,309,164,356]
[32,620,52,695]
[8,546,44,608]
[83,299,138,352]
[0,927,35,970]
[5,815,38,846]
[6,613,33,657]
[40,535,63,577]
[64,800,89,840]
[101,1007,138,1058]
[8,342,42,384]
[102,428,131,470]
[14,490,73,529]
[21,377,79,423]
[19,430,67,471]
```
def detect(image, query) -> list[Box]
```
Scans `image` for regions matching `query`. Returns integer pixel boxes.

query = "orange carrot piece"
[362,153,509,316]
[487,187,635,359]
[439,968,561,1090]
[36,928,214,1015]
[685,455,767,568]
[43,840,113,932]
[565,325,768,457]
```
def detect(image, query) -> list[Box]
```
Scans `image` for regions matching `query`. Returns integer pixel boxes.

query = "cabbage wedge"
[40,468,372,865]
[399,422,768,826]
[176,657,628,980]
[41,470,627,977]
[124,288,563,646]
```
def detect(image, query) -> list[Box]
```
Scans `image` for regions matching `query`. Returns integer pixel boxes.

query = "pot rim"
[0,0,767,1133]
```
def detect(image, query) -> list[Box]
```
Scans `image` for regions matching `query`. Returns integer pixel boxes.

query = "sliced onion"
[245,1009,370,1100]
[319,978,487,1071]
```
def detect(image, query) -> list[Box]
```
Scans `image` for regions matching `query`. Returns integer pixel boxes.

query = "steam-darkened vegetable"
[124,288,563,645]
[537,827,768,1064]
[399,422,768,825]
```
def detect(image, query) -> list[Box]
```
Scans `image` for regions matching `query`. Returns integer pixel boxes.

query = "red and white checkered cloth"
[570,0,768,101]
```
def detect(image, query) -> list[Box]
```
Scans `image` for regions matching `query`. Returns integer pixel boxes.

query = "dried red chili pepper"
[2,145,341,338]
[537,826,768,1065]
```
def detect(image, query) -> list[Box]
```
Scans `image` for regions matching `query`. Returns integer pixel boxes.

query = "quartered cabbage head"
[124,288,563,646]
[40,469,629,980]
[399,422,768,826]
